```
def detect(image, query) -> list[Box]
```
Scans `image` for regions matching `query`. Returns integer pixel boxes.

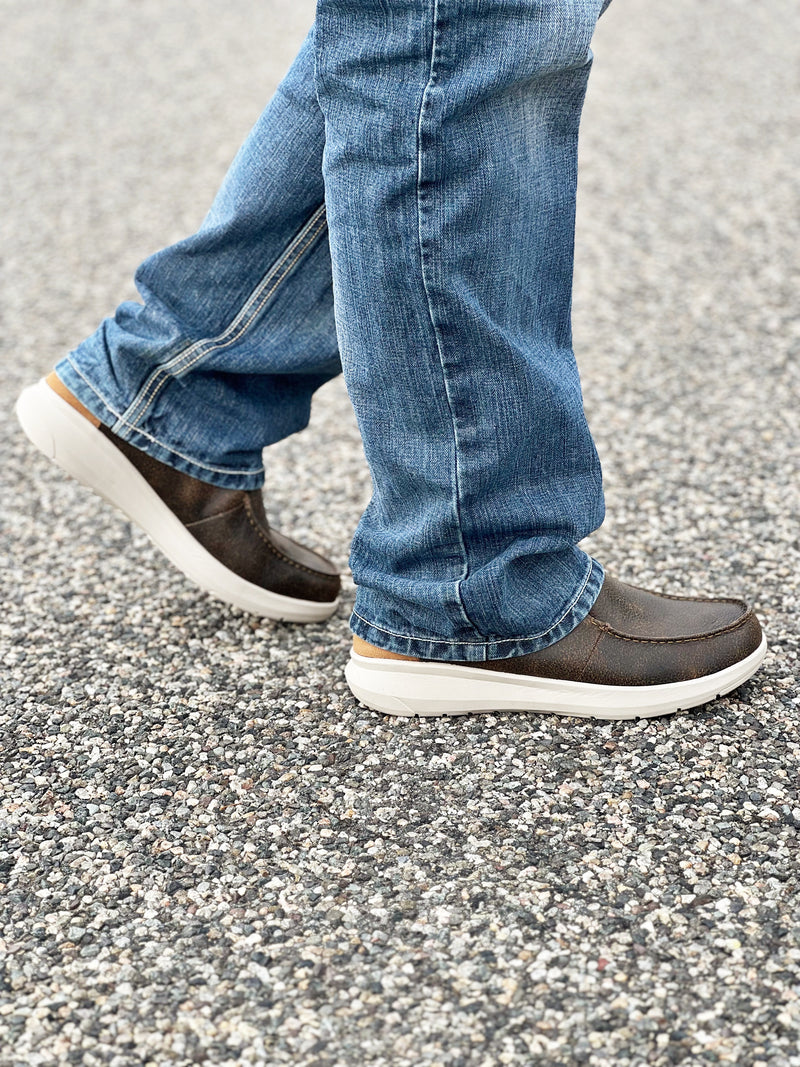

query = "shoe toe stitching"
[585,612,756,645]
[243,496,338,583]
[623,581,750,611]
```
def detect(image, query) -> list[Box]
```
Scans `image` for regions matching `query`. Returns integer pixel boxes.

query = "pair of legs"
[18,0,766,717]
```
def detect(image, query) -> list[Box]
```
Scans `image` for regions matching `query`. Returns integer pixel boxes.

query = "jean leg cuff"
[55,356,265,490]
[350,557,605,662]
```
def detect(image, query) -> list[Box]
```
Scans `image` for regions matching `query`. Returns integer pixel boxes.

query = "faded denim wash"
[57,0,610,661]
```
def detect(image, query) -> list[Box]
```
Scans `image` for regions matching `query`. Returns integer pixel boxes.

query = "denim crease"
[57,0,611,662]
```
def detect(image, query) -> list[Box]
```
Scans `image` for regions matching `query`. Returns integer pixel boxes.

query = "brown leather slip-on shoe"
[346,576,766,719]
[15,378,340,621]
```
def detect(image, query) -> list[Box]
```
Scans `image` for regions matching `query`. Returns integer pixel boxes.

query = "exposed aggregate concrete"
[2,1,799,1064]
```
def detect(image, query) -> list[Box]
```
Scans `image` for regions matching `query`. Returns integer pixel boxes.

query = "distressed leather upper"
[100,425,340,605]
[463,576,763,686]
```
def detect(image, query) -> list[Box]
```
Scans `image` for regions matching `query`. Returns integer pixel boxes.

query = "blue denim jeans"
[57,0,610,661]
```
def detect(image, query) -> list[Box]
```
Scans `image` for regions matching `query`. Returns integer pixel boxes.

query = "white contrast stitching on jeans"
[122,204,329,429]
[64,357,266,479]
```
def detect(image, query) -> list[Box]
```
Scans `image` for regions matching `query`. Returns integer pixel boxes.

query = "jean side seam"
[415,0,478,637]
[125,204,327,426]
[121,204,329,430]
[351,555,600,648]
[125,204,328,427]
[64,357,265,479]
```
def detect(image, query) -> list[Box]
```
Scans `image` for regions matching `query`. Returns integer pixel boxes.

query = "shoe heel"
[15,382,61,460]
[345,655,474,717]
[15,380,107,490]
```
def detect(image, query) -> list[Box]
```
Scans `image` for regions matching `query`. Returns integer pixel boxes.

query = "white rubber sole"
[15,380,339,622]
[345,636,768,719]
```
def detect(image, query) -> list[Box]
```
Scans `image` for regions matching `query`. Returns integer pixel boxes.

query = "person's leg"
[55,29,338,488]
[17,3,765,715]
[315,0,765,715]
[317,0,607,660]
[16,29,343,620]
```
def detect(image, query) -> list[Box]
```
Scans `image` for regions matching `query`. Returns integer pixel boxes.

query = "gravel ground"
[2,1,799,1064]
